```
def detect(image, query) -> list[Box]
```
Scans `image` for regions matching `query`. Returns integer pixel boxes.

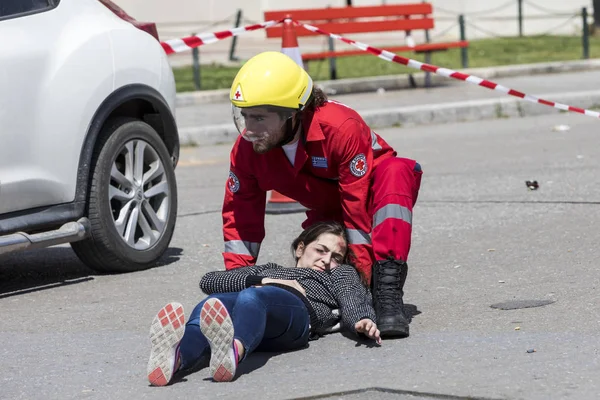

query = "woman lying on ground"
[146,221,380,386]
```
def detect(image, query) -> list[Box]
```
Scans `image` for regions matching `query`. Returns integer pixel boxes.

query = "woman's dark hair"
[302,87,328,114]
[291,221,346,260]
[291,221,365,284]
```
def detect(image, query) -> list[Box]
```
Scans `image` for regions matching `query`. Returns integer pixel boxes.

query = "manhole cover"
[490,299,555,310]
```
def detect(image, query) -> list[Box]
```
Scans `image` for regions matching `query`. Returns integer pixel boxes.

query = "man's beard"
[250,118,299,154]
[252,138,276,154]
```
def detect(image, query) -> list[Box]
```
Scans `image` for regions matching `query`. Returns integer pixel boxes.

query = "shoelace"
[375,266,403,309]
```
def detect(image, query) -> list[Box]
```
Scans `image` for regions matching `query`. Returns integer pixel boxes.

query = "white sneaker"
[147,302,185,386]
[200,298,237,382]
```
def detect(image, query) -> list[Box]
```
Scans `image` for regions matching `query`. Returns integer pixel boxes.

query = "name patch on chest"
[311,156,328,169]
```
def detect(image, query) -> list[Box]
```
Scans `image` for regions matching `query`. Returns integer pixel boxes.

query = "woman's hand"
[355,319,382,344]
[260,278,307,297]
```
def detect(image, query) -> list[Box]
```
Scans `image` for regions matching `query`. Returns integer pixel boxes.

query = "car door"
[0,0,61,214]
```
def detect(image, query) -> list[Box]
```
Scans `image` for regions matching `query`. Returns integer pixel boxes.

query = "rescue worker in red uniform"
[222,51,422,338]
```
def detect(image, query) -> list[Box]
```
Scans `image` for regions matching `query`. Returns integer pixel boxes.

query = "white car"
[0,0,179,272]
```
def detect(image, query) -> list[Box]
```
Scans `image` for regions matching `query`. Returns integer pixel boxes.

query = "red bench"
[264,3,468,85]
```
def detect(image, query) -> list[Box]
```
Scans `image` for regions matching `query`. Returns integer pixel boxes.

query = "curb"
[360,89,600,128]
[175,59,600,107]
[178,89,600,146]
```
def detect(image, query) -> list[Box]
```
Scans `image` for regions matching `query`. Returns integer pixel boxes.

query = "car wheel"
[72,117,178,273]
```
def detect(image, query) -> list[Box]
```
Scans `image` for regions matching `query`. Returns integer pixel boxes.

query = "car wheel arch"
[75,84,179,206]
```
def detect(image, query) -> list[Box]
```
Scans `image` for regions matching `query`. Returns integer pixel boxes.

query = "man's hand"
[355,319,382,344]
[260,278,307,297]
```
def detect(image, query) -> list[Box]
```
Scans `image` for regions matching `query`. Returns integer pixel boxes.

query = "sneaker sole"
[147,302,186,386]
[200,298,236,382]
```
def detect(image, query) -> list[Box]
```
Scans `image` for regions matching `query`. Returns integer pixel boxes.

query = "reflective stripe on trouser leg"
[346,229,372,245]
[224,240,261,258]
[370,157,422,262]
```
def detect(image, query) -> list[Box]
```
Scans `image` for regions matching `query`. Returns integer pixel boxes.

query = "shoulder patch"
[227,171,240,193]
[350,154,368,177]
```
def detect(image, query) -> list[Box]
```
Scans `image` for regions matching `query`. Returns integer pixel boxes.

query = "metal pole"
[459,14,468,68]
[229,9,242,62]
[582,7,590,59]
[192,46,201,90]
[328,37,337,80]
[424,26,431,88]
[518,0,523,37]
[594,0,600,32]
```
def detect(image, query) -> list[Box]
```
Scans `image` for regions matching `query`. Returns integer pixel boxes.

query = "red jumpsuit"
[222,101,422,282]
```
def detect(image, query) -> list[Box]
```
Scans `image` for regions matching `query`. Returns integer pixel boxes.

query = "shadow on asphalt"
[169,356,210,385]
[0,246,183,299]
[233,345,309,380]
[167,346,307,385]
[404,303,422,321]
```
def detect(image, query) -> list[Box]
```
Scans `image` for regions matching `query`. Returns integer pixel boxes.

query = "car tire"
[72,117,178,273]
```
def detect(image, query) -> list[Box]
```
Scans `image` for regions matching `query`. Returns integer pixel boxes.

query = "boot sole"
[379,325,410,338]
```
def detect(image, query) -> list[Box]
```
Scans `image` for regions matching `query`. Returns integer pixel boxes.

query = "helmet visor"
[232,105,295,142]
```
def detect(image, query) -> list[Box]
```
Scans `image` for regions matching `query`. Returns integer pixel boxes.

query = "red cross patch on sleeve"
[350,154,368,177]
[227,171,240,193]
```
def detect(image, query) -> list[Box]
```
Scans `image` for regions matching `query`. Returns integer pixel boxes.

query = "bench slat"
[266,19,435,38]
[301,41,469,60]
[264,4,432,21]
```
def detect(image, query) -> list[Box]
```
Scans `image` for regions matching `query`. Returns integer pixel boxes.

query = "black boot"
[372,257,410,338]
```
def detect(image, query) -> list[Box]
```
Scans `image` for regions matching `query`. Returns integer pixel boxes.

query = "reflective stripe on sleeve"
[346,229,372,245]
[224,240,261,257]
[371,130,382,151]
[373,204,412,228]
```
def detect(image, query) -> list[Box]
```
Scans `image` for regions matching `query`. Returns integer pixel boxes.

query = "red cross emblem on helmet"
[232,84,245,102]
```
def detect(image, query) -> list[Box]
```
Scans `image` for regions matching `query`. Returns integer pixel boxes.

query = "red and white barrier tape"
[161,20,281,55]
[297,21,600,119]
[160,18,599,119]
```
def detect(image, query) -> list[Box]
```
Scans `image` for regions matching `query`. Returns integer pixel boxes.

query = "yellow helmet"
[230,51,313,110]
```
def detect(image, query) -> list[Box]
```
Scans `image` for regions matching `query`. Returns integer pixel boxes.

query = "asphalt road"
[2,111,600,400]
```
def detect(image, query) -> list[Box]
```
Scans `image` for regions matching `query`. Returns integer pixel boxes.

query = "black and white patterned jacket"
[199,263,376,335]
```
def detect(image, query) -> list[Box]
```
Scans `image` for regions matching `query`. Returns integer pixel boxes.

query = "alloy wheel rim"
[108,139,170,250]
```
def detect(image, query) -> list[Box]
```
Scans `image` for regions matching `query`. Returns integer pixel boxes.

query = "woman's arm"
[199,263,279,294]
[331,265,377,332]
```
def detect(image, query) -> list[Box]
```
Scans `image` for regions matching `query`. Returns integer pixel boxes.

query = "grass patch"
[173,63,241,92]
[173,35,599,92]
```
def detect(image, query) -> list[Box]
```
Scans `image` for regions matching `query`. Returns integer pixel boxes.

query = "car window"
[0,0,57,20]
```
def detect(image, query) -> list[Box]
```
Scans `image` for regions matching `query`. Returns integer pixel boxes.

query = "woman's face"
[295,232,347,272]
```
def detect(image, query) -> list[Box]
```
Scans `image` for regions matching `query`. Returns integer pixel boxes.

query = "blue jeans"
[179,286,310,370]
